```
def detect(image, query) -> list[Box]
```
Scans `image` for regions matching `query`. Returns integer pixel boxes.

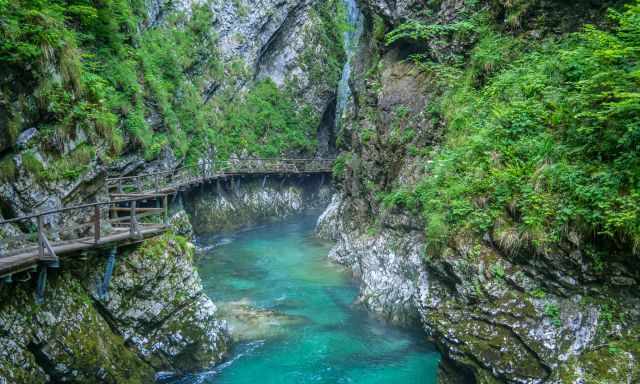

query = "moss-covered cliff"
[0,0,345,227]
[323,0,640,382]
[0,223,229,383]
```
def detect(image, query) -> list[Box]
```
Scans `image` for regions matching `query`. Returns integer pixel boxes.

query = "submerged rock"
[218,299,308,342]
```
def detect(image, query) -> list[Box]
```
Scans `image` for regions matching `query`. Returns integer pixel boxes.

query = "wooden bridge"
[0,158,333,292]
[106,158,334,197]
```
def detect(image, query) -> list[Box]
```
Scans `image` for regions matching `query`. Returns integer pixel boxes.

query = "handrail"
[106,158,335,183]
[0,157,333,266]
[0,195,165,225]
[0,194,169,262]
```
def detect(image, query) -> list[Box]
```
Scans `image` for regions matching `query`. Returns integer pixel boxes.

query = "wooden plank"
[0,226,167,277]
[109,207,163,212]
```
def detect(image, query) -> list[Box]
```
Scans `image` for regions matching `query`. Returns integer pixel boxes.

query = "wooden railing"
[0,157,333,279]
[0,196,168,265]
[106,158,334,197]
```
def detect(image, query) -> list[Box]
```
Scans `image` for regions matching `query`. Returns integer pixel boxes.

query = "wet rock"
[15,127,37,149]
[82,232,229,374]
[184,176,332,234]
[169,210,194,239]
[0,273,154,383]
[317,194,640,383]
[0,228,230,382]
[218,299,308,342]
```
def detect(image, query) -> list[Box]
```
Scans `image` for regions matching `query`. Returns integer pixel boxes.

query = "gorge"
[1,0,640,383]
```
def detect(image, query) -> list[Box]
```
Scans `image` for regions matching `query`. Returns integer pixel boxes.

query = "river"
[163,212,440,383]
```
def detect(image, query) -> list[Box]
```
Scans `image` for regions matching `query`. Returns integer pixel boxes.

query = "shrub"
[399,2,640,261]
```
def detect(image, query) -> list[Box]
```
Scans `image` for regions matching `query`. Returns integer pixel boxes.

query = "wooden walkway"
[0,158,333,281]
[0,196,170,280]
[106,158,333,197]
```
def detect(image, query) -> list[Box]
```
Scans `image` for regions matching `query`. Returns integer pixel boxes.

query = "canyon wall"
[0,216,228,383]
[319,0,640,383]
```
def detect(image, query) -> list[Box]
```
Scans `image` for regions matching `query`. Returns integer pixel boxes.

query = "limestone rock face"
[0,0,342,233]
[82,232,229,374]
[318,195,640,383]
[184,175,333,234]
[324,0,640,381]
[0,274,154,383]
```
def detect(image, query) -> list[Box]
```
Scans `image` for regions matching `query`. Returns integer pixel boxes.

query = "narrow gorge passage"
[164,212,440,384]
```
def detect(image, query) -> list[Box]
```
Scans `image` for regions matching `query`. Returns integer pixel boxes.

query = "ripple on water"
[161,212,440,384]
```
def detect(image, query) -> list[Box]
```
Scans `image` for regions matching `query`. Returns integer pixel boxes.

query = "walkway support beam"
[94,205,101,244]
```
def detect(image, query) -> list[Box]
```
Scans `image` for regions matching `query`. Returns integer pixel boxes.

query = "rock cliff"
[184,175,332,234]
[0,215,229,383]
[319,0,640,383]
[0,0,343,228]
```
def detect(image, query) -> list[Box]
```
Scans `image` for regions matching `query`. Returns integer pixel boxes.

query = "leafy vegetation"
[214,80,318,159]
[301,0,348,88]
[0,0,327,181]
[381,2,640,260]
[544,303,562,326]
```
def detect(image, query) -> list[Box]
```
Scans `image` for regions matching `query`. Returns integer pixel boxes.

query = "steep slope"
[0,222,228,382]
[0,0,344,224]
[0,1,344,381]
[321,0,640,382]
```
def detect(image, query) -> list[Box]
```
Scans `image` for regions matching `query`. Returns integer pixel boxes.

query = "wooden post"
[154,174,160,193]
[162,194,168,225]
[37,215,44,260]
[117,179,123,194]
[130,200,138,237]
[94,205,101,244]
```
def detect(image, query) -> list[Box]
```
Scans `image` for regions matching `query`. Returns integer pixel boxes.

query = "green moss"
[20,151,45,180]
[2,0,327,167]
[299,0,348,89]
[44,144,96,181]
[0,156,16,182]
[372,14,387,43]
[559,330,640,383]
[138,232,192,263]
[0,271,154,383]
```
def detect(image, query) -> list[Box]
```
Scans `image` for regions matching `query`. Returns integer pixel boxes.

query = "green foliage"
[45,144,95,181]
[215,80,318,158]
[385,8,485,64]
[380,189,419,212]
[300,0,348,88]
[332,153,352,178]
[544,303,562,326]
[598,302,626,331]
[491,263,506,279]
[1,0,319,172]
[0,156,17,182]
[21,151,45,179]
[530,288,546,299]
[386,19,477,46]
[397,2,640,260]
[372,15,387,43]
[360,128,376,144]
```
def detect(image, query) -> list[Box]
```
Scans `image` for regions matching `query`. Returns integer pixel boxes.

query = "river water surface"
[169,212,440,383]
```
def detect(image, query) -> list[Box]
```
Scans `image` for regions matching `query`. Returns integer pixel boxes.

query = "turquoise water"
[167,212,440,383]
